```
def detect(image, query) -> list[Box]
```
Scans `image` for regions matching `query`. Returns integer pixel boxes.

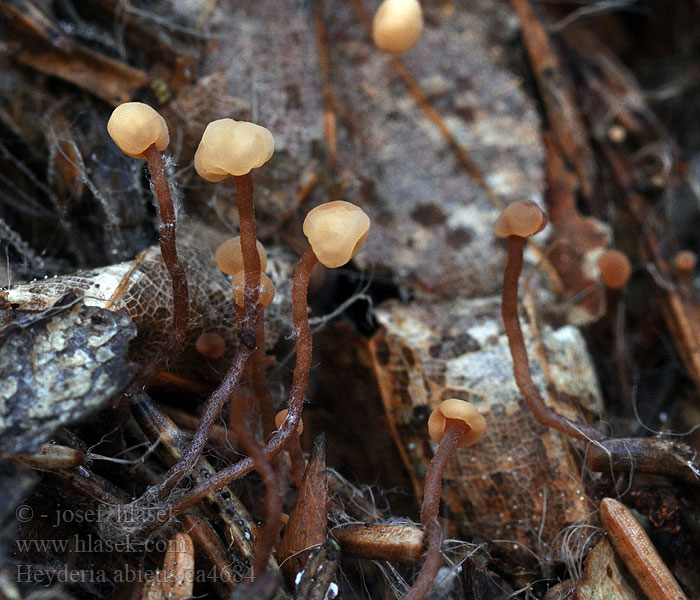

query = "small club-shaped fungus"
[598,249,631,290]
[195,332,226,359]
[107,102,169,159]
[302,201,371,268]
[275,409,304,435]
[427,399,486,448]
[194,119,274,181]
[232,271,275,308]
[372,0,424,55]
[493,200,548,239]
[216,236,267,275]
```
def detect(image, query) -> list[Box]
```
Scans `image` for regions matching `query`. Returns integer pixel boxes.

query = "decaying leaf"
[278,436,328,582]
[573,539,644,600]
[316,0,544,299]
[0,299,135,454]
[4,222,295,374]
[370,295,603,562]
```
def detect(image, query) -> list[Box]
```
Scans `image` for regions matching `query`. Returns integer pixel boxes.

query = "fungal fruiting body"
[194,118,276,434]
[403,399,486,600]
[107,102,189,356]
[216,236,268,274]
[494,201,606,442]
[492,199,548,239]
[598,249,631,290]
[302,201,371,268]
[194,119,274,180]
[107,102,170,158]
[674,250,696,276]
[372,0,424,55]
[195,332,226,359]
[275,409,303,434]
[427,399,487,448]
[232,271,275,308]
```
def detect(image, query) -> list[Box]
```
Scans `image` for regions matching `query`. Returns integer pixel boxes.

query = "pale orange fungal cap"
[107,102,169,159]
[303,201,371,268]
[493,200,548,239]
[275,409,303,435]
[194,119,274,181]
[427,399,486,448]
[232,271,275,308]
[598,249,631,290]
[674,250,696,274]
[215,236,267,275]
[372,0,424,55]
[195,332,226,359]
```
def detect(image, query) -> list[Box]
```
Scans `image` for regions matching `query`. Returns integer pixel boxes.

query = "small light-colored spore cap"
[372,0,424,55]
[107,102,169,159]
[493,200,548,238]
[216,236,267,275]
[597,249,631,290]
[275,409,304,435]
[303,201,371,268]
[232,271,275,308]
[194,119,275,181]
[195,332,226,359]
[427,399,486,448]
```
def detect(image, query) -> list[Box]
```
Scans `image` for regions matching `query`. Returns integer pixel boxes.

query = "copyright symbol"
[16,505,33,522]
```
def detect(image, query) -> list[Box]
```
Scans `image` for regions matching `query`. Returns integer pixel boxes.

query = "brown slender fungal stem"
[233,173,262,321]
[228,396,282,578]
[402,401,486,600]
[600,498,688,600]
[402,518,442,600]
[143,145,190,352]
[502,235,606,442]
[276,409,307,488]
[287,433,307,488]
[233,173,275,437]
[167,248,319,516]
[419,420,469,527]
[136,344,252,505]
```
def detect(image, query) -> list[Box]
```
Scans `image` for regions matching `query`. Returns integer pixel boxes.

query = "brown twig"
[588,438,700,486]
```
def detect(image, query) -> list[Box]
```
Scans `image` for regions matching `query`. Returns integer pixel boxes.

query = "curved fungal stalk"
[402,400,486,600]
[107,102,189,354]
[196,119,276,435]
[495,201,606,442]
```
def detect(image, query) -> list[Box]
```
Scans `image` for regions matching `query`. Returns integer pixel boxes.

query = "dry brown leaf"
[573,539,644,600]
[278,436,327,582]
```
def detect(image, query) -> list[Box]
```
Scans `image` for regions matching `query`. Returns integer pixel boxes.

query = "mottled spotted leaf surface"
[370,295,603,561]
[207,0,544,299]
[0,300,135,454]
[5,222,296,376]
[326,0,544,298]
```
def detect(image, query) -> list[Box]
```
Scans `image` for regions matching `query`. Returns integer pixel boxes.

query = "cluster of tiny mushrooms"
[96,1,692,599]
